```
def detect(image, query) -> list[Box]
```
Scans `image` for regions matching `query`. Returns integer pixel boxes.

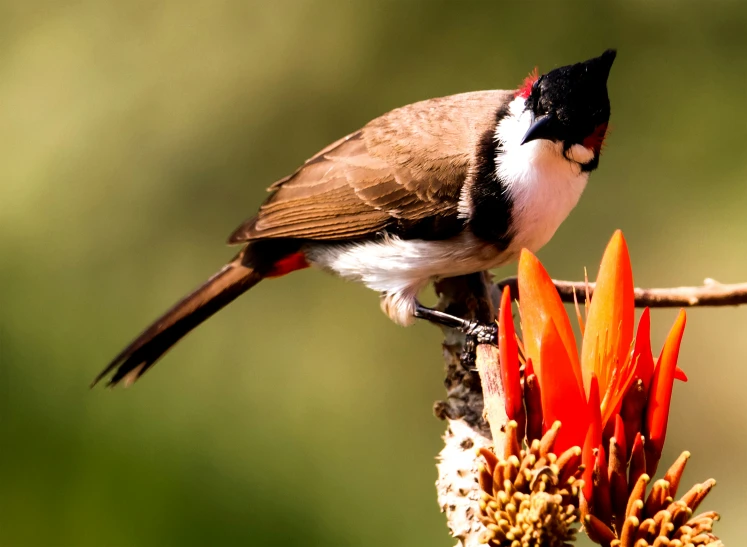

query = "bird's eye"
[527,77,543,110]
[532,76,543,95]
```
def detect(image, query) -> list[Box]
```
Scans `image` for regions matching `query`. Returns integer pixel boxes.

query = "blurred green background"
[2,1,746,545]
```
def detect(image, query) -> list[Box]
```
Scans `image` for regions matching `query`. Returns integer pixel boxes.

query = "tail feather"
[93,257,263,388]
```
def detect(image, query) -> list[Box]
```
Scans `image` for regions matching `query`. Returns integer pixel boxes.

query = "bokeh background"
[2,1,746,545]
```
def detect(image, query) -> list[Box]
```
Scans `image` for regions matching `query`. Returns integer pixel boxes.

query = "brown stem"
[432,272,497,433]
[434,273,500,547]
[495,277,747,308]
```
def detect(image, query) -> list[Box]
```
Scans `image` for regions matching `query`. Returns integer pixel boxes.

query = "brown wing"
[228,90,514,243]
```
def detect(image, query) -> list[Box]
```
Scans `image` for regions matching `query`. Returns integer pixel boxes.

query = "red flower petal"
[588,374,603,451]
[525,357,535,378]
[582,427,596,504]
[613,414,627,460]
[498,286,523,424]
[674,367,688,382]
[581,230,635,396]
[538,320,588,453]
[523,358,543,443]
[518,249,582,390]
[645,309,687,476]
[633,307,655,390]
[629,432,646,491]
[593,444,613,524]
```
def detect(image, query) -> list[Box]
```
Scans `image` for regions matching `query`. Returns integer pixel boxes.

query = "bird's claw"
[461,334,477,370]
[460,321,497,369]
[464,320,498,345]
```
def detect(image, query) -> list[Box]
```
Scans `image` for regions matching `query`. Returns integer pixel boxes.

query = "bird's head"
[517,49,616,171]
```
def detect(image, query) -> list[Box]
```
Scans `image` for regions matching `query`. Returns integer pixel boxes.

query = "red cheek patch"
[582,122,609,155]
[516,67,539,99]
[266,252,309,278]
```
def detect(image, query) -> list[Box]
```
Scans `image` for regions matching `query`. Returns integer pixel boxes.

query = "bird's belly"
[305,233,509,326]
[305,232,509,294]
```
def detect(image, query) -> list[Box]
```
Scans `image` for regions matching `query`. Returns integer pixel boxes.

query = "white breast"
[496,96,589,254]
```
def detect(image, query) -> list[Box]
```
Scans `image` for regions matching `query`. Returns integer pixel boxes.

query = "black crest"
[524,49,616,146]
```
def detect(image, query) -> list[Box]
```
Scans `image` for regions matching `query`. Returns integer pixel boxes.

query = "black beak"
[520,114,556,145]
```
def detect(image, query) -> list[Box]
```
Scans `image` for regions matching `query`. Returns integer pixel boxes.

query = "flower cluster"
[477,231,721,546]
[478,421,583,547]
[584,450,720,546]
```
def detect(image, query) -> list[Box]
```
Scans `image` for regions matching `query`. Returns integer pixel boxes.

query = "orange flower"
[645,309,686,475]
[580,231,636,426]
[502,230,687,481]
[497,286,524,433]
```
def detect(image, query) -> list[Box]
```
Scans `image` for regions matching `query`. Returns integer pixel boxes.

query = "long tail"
[92,255,263,388]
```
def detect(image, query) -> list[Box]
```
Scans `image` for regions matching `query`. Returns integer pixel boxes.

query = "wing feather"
[228,90,513,243]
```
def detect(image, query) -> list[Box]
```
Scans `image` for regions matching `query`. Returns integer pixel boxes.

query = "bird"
[93,49,617,388]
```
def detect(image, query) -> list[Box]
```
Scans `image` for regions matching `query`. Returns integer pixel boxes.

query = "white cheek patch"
[493,96,590,254]
[566,144,595,165]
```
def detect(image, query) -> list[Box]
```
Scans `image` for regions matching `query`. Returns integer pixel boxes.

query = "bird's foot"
[462,320,498,345]
[461,334,477,370]
[413,304,497,369]
[460,323,498,370]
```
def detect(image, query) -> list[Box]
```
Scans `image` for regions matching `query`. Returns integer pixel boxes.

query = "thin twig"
[495,278,747,308]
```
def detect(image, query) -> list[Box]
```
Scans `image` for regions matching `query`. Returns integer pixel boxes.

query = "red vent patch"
[266,252,310,278]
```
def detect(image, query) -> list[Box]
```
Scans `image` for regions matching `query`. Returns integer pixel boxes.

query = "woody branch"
[495,277,747,307]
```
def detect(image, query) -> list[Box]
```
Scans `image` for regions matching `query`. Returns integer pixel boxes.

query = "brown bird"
[93,49,616,387]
